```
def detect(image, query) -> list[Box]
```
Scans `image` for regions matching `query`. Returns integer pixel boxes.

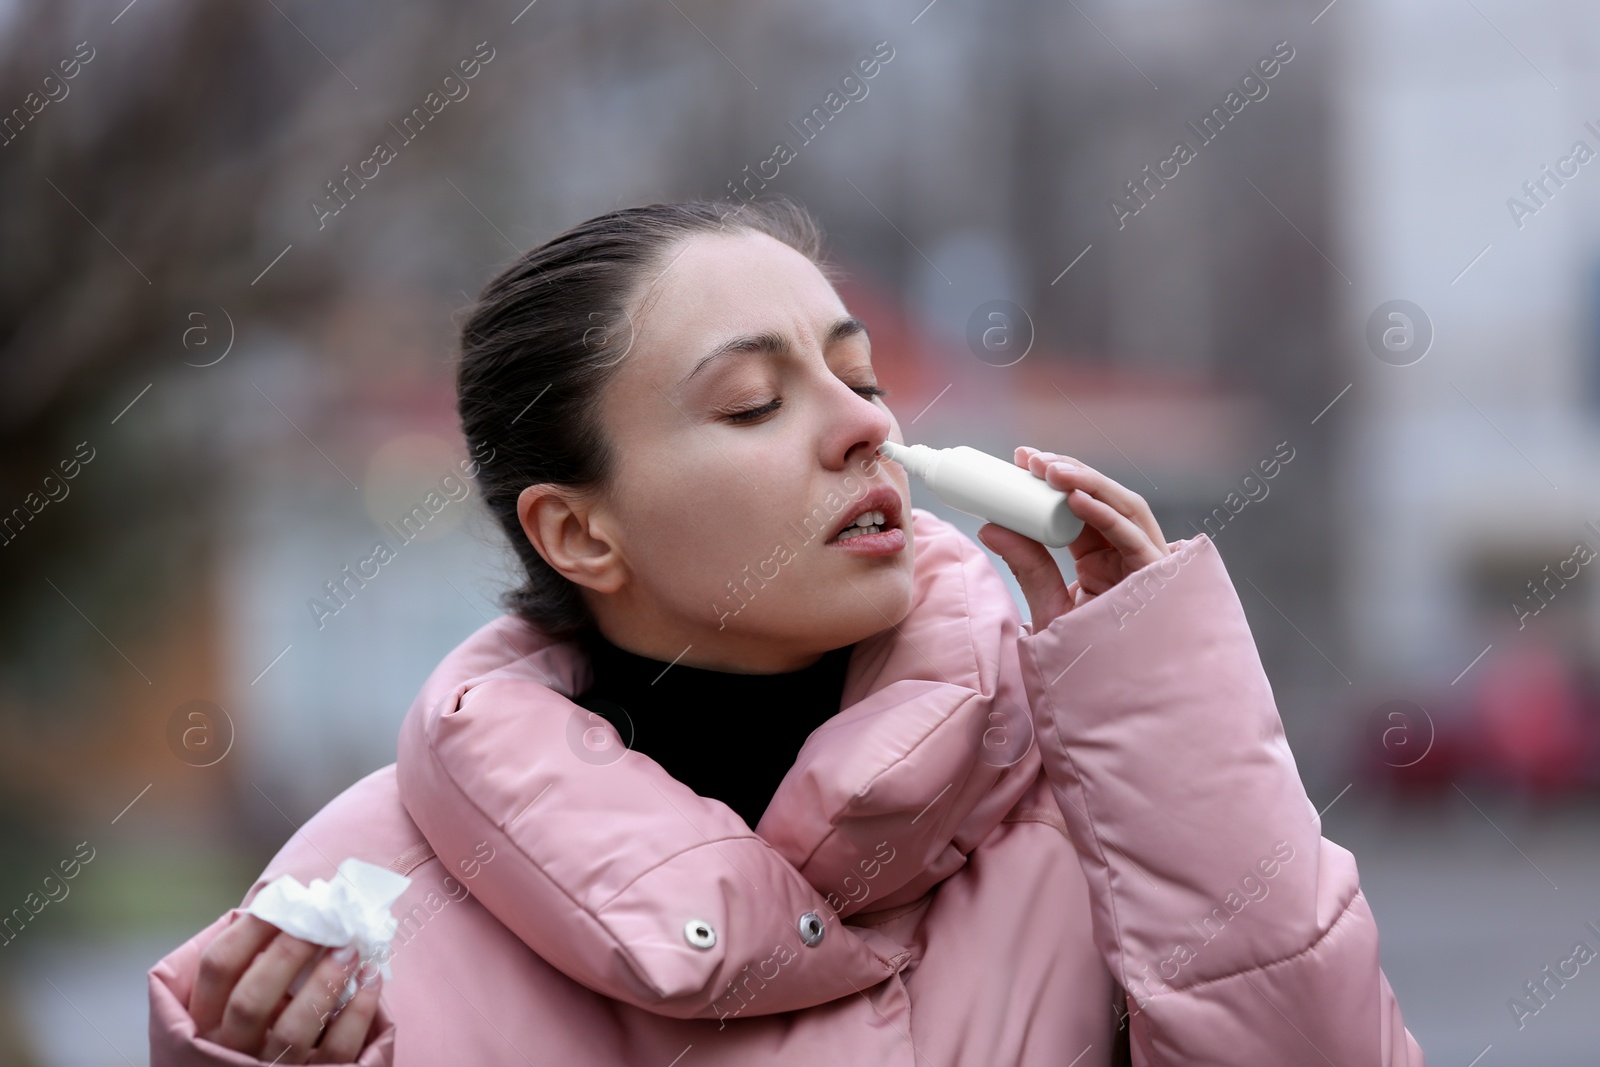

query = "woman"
[148,198,1425,1065]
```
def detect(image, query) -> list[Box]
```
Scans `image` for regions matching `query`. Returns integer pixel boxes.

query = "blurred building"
[1333,0,1600,790]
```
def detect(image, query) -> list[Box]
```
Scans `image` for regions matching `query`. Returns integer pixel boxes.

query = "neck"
[586,600,828,674]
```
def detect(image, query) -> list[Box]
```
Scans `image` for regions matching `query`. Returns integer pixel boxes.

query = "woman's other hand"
[977,446,1170,633]
[187,913,382,1063]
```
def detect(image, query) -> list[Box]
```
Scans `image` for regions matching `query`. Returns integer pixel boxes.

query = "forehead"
[627,230,846,358]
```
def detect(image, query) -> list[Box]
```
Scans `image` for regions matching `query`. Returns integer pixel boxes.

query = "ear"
[517,484,626,594]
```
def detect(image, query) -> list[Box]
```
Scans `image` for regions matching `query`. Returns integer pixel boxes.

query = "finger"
[1063,488,1166,572]
[1029,453,1152,528]
[1014,448,1123,558]
[976,522,1072,631]
[212,931,323,1053]
[260,945,361,1064]
[1029,455,1166,552]
[312,972,383,1063]
[190,915,283,1036]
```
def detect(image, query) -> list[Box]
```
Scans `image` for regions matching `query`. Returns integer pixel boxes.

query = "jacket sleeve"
[148,908,396,1067]
[1015,532,1425,1066]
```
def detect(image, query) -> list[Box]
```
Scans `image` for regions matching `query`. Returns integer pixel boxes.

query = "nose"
[824,376,894,472]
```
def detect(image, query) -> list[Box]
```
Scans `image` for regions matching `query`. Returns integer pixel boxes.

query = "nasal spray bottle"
[877,441,1085,548]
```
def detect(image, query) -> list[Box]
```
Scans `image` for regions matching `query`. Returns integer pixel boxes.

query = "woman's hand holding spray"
[976,447,1170,633]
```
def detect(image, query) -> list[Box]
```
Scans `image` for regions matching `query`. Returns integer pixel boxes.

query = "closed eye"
[724,384,889,424]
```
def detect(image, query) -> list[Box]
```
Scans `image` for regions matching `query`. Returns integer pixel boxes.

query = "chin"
[838,566,915,625]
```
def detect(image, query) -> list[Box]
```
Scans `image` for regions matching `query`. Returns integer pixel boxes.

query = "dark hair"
[457,196,840,640]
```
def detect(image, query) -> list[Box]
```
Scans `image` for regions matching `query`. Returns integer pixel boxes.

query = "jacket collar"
[401,509,1041,920]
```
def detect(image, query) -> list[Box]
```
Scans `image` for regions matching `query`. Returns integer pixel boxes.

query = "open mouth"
[824,486,903,544]
[833,513,887,541]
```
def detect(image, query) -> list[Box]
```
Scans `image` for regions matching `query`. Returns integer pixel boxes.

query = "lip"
[824,484,905,546]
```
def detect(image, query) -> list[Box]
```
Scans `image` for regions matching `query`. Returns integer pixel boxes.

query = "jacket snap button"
[684,919,717,949]
[797,911,825,947]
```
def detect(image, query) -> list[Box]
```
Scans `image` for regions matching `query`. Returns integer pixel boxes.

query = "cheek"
[614,438,801,606]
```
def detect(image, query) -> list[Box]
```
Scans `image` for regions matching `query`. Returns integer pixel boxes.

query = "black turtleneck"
[571,625,855,829]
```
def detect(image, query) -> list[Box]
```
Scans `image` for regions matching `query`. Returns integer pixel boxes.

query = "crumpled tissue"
[245,857,412,982]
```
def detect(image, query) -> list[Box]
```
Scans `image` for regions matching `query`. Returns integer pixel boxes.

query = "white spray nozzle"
[879,441,1083,547]
[876,440,935,479]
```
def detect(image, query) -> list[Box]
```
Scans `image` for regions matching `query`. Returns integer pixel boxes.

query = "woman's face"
[534,228,915,673]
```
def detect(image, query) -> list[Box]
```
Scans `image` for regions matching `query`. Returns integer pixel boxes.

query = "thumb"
[977,522,1069,630]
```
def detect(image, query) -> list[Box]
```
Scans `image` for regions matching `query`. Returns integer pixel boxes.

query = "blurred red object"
[1472,642,1590,796]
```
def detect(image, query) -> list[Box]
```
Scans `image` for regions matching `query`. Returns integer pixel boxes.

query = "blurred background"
[2,0,1599,1062]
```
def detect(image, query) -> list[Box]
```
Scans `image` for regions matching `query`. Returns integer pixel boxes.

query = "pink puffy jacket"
[149,509,1425,1065]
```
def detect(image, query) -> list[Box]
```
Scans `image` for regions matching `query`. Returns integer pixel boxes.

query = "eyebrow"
[679,316,871,388]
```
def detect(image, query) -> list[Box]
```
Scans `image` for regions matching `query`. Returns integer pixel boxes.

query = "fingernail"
[333,944,358,964]
[1052,461,1077,472]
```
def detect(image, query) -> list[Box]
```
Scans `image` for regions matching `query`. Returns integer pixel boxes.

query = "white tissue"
[246,858,412,981]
